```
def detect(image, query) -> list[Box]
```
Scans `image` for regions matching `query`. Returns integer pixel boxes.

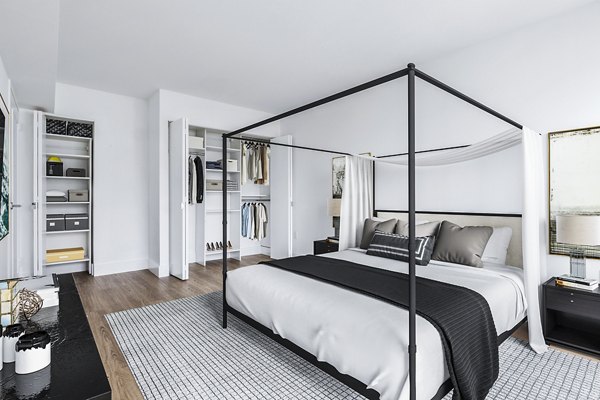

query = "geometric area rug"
[106,291,600,400]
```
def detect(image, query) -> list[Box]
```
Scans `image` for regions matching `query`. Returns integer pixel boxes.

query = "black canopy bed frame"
[220,63,526,400]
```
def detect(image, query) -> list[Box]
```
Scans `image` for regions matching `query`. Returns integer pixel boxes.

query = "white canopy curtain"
[339,156,373,250]
[339,127,548,354]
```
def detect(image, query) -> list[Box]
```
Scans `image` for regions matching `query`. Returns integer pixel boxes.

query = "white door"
[270,135,293,258]
[168,118,189,280]
[32,111,46,276]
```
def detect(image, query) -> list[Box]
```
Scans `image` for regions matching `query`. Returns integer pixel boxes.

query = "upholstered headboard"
[375,210,523,268]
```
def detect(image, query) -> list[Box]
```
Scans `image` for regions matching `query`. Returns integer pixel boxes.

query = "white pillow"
[481,226,513,264]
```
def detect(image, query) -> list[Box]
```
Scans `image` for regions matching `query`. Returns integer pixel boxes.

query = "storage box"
[46,118,67,135]
[46,161,63,177]
[46,214,65,232]
[65,214,89,231]
[68,190,89,202]
[188,136,204,150]
[206,180,223,191]
[66,122,93,138]
[45,247,85,264]
[66,168,86,177]
[218,159,238,172]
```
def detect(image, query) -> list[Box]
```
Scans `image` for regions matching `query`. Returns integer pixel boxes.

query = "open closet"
[240,138,271,257]
[168,118,293,280]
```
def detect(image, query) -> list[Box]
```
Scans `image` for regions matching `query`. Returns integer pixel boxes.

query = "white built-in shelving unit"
[168,119,242,280]
[33,112,94,276]
[168,119,284,280]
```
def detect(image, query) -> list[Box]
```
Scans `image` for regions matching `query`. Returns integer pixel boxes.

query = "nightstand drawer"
[313,240,339,255]
[546,289,600,319]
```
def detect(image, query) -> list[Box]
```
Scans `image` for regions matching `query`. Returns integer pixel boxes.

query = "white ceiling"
[0,0,60,110]
[0,0,597,112]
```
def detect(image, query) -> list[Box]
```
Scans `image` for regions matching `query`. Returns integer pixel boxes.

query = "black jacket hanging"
[194,156,204,203]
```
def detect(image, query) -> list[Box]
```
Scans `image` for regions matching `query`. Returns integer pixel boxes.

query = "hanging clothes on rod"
[241,202,268,240]
[242,141,270,185]
[188,154,204,204]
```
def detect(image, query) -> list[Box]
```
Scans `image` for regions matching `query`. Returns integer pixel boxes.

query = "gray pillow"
[399,221,441,237]
[360,218,397,249]
[431,221,493,268]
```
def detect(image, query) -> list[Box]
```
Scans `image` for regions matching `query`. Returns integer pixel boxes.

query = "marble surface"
[0,274,111,399]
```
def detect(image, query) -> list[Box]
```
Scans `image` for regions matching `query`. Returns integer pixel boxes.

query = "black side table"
[543,278,600,356]
[314,239,339,255]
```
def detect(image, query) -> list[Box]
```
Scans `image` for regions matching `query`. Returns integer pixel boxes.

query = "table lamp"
[556,214,600,279]
[328,198,341,239]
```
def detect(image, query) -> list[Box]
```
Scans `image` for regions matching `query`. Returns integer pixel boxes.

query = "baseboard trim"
[93,258,149,276]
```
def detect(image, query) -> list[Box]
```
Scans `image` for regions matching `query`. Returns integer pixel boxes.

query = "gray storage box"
[66,168,86,177]
[65,214,89,231]
[46,214,65,232]
[68,189,89,202]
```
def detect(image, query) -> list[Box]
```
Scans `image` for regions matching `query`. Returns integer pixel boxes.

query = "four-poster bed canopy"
[220,63,547,400]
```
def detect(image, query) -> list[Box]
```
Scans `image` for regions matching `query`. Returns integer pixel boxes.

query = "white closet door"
[168,118,189,280]
[270,135,293,258]
[32,111,46,276]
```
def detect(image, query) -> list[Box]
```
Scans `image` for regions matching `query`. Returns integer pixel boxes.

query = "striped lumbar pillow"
[366,231,436,266]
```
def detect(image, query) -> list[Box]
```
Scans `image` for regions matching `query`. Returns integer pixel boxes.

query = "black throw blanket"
[260,255,498,400]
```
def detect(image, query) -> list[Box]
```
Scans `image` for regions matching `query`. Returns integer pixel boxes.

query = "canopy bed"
[219,64,548,400]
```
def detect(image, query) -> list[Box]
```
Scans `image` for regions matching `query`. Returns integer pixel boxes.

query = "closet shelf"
[45,229,90,235]
[44,258,90,267]
[206,249,240,255]
[45,133,92,143]
[206,190,241,193]
[46,176,91,180]
[206,209,241,213]
[205,145,241,152]
[206,169,240,173]
[44,152,90,159]
[45,202,90,205]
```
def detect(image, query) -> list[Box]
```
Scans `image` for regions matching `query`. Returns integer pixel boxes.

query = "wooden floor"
[74,256,598,400]
[74,255,270,400]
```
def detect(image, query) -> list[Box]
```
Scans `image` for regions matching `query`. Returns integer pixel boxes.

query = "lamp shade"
[556,215,600,246]
[328,198,341,217]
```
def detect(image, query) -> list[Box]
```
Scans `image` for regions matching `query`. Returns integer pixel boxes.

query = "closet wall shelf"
[45,229,90,235]
[45,133,92,143]
[46,176,91,180]
[207,190,241,193]
[43,152,90,159]
[44,258,90,267]
[206,209,241,213]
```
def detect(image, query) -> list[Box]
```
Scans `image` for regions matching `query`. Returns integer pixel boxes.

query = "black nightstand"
[314,239,339,255]
[543,278,600,356]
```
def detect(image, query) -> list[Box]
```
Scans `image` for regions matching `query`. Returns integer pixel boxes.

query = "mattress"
[226,249,527,400]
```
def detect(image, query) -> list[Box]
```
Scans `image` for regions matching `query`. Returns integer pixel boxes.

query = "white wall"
[282,1,600,280]
[149,89,279,277]
[54,83,149,276]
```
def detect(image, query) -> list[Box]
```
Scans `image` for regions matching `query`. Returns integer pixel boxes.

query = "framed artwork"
[549,126,600,258]
[0,93,8,242]
[332,156,345,199]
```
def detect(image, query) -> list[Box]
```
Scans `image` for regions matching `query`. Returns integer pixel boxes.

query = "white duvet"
[226,249,527,400]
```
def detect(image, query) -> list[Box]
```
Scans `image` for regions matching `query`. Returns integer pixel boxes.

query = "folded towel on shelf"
[46,190,67,202]
[206,161,222,170]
